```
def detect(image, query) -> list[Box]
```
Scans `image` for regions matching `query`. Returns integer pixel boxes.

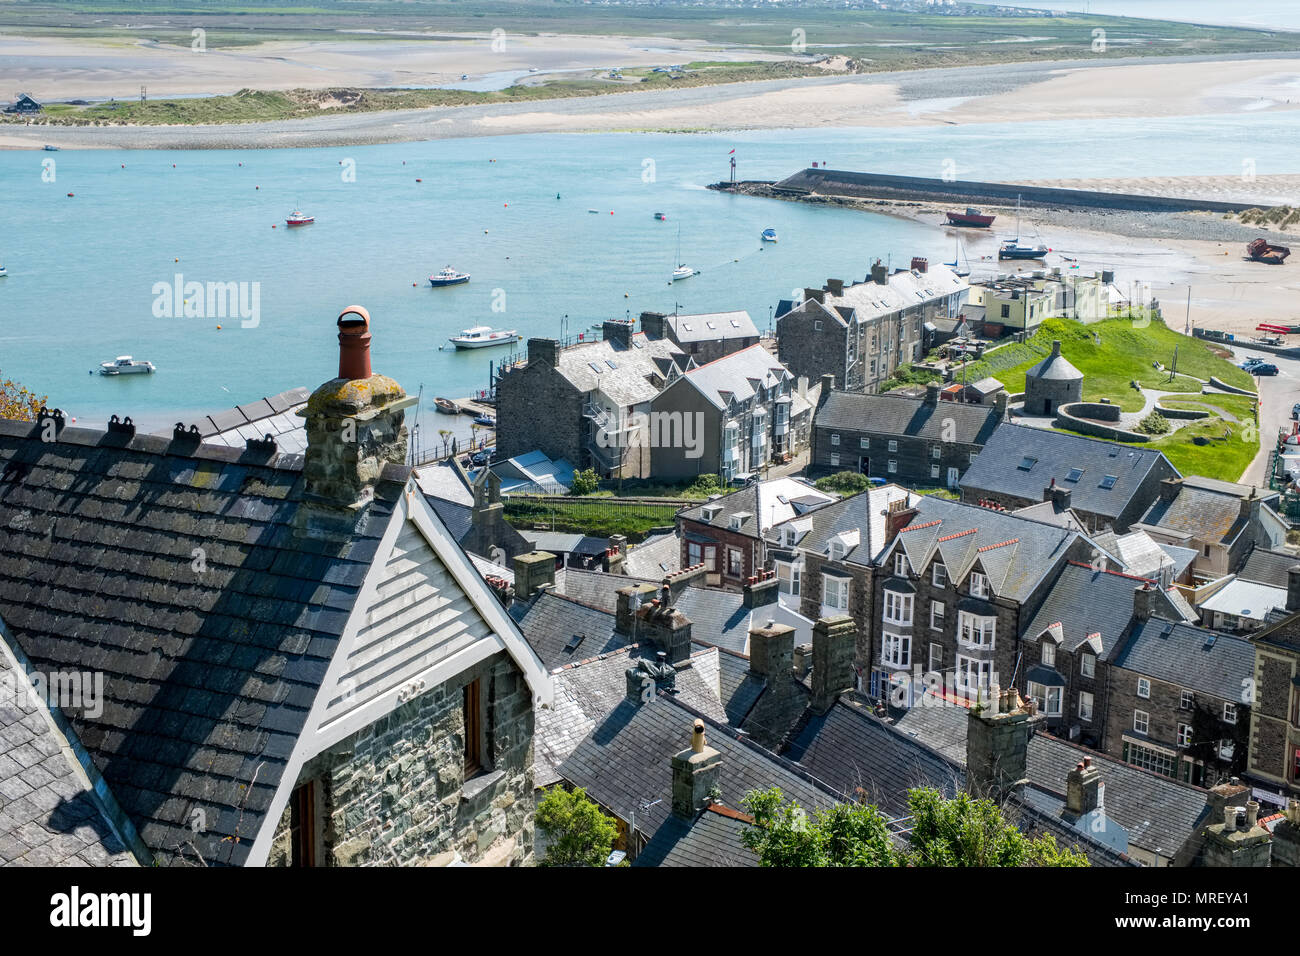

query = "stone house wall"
[798,552,875,673]
[267,649,535,867]
[679,518,765,589]
[776,304,848,391]
[812,424,980,487]
[495,360,584,467]
[1248,646,1300,794]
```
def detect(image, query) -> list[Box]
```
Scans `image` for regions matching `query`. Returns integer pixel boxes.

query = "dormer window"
[969,572,989,599]
[932,563,947,588]
[829,541,845,561]
[894,553,909,577]
[729,516,743,531]
[1042,641,1056,667]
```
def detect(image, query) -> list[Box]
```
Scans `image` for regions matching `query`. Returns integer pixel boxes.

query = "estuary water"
[3,111,1299,430]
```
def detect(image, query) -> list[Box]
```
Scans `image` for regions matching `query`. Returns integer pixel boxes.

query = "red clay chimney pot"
[337,305,373,381]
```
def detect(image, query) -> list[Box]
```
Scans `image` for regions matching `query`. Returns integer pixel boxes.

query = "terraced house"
[775,259,968,394]
[0,308,552,867]
[1247,609,1300,799]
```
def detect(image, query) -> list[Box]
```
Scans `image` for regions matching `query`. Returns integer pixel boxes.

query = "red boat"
[945,207,996,228]
[1246,237,1289,264]
[285,209,315,226]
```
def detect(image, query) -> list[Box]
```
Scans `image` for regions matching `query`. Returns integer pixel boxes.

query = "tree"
[740,787,1089,868]
[569,467,600,496]
[740,788,897,867]
[536,786,618,867]
[814,471,869,495]
[0,374,46,422]
[906,788,1088,867]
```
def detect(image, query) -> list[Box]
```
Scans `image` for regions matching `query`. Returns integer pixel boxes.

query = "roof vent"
[106,414,135,438]
[172,422,202,445]
[247,433,277,456]
[36,406,66,438]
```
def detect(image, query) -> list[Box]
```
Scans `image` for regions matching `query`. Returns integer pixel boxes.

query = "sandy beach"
[5,52,1300,151]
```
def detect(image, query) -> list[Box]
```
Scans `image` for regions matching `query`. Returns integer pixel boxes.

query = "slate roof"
[1025,346,1083,382]
[893,705,1208,859]
[766,485,915,568]
[1112,619,1255,701]
[1139,482,1253,547]
[674,589,812,656]
[1238,546,1299,587]
[680,477,834,535]
[815,391,1002,445]
[554,332,689,407]
[709,646,767,726]
[557,693,840,849]
[151,387,311,454]
[883,494,1082,603]
[0,638,137,866]
[1019,562,1161,659]
[0,418,404,866]
[1255,610,1300,653]
[960,423,1178,522]
[668,344,793,411]
[512,591,632,671]
[782,699,963,816]
[535,643,727,787]
[790,264,967,326]
[632,804,759,867]
[622,531,682,580]
[555,567,659,613]
[1009,786,1135,866]
[665,311,759,344]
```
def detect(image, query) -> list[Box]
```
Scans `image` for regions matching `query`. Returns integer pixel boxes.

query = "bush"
[814,471,869,495]
[569,468,600,496]
[536,786,619,867]
[687,473,725,496]
[879,364,942,394]
[1136,410,1171,436]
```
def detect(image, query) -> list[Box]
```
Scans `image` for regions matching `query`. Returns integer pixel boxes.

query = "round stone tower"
[1024,339,1082,416]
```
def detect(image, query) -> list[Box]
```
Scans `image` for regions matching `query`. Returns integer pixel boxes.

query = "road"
[1226,345,1300,487]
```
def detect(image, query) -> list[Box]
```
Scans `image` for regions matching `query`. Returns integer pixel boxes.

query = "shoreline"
[6,52,1300,151]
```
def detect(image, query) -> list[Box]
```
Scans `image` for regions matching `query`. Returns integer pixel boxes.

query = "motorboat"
[761,228,778,242]
[998,239,1049,261]
[285,210,315,226]
[429,266,471,287]
[99,356,156,375]
[945,207,995,227]
[449,326,518,349]
[473,414,496,427]
[434,397,459,414]
[654,212,667,221]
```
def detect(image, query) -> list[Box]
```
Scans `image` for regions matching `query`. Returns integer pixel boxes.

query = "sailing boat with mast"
[671,225,696,281]
[945,234,971,277]
[998,194,1049,261]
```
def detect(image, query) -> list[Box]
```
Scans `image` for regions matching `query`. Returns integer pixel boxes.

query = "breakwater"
[711,169,1273,214]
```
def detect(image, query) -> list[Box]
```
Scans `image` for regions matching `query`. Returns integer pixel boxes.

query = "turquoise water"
[3,112,1299,429]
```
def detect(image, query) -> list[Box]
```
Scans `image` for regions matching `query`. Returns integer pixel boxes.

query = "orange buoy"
[416,178,422,182]
[174,258,179,262]
[413,282,418,287]
[67,192,74,197]
[216,325,222,330]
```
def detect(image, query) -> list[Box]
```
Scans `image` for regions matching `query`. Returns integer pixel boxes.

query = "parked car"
[471,448,495,466]
[1250,363,1279,376]
[1239,357,1264,369]
[1292,402,1300,419]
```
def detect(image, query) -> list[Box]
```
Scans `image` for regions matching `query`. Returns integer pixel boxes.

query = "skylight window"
[606,359,618,370]
[1065,467,1084,482]
[588,362,603,374]
[1100,475,1118,490]
[1018,456,1037,471]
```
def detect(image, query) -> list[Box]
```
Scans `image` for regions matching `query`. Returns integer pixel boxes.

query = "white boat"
[449,326,518,349]
[99,355,156,375]
[761,228,778,242]
[0,265,7,278]
[671,265,696,281]
[285,210,315,226]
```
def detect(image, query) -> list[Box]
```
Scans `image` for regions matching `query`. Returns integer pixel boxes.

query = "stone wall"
[268,649,535,867]
[776,304,848,392]
[812,423,978,488]
[1025,375,1082,417]
[1154,405,1210,420]
[1054,404,1150,443]
[495,358,585,467]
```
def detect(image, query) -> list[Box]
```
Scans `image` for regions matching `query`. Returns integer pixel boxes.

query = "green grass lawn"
[963,316,1255,413]
[503,498,681,542]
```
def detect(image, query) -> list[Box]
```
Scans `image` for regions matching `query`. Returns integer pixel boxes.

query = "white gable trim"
[246,479,552,866]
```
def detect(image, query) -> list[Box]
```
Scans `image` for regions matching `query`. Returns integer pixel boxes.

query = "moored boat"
[654,212,667,221]
[761,227,778,242]
[434,397,460,414]
[1247,237,1290,264]
[945,207,995,228]
[449,326,518,349]
[473,414,496,427]
[998,239,1049,261]
[671,265,696,281]
[99,356,155,375]
[429,266,471,287]
[285,210,315,226]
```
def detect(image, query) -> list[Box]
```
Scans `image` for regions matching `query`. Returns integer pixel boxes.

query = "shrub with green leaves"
[536,786,619,867]
[814,471,869,495]
[1136,410,1171,436]
[569,468,601,496]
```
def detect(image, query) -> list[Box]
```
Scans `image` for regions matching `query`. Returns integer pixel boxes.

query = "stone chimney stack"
[1202,799,1273,867]
[1288,565,1300,612]
[1133,583,1159,622]
[826,278,844,297]
[819,373,836,400]
[883,497,919,544]
[803,287,825,305]
[618,583,692,663]
[1239,488,1261,525]
[871,260,888,285]
[615,583,661,634]
[639,311,668,340]
[513,551,556,600]
[1066,757,1102,815]
[924,382,940,407]
[748,619,795,684]
[671,720,722,819]
[1050,339,1062,359]
[664,563,708,601]
[603,319,634,350]
[527,338,560,367]
[995,391,1009,418]
[1042,478,1072,512]
[742,571,779,609]
[965,687,1043,801]
[810,615,856,714]
[1272,799,1300,867]
[602,534,627,574]
[303,306,410,511]
[1159,477,1182,502]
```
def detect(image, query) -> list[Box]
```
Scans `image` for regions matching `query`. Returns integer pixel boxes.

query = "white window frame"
[932,563,947,588]
[1027,682,1064,717]
[894,553,909,577]
[928,642,943,673]
[888,440,898,452]
[930,600,945,631]
[1223,702,1237,725]
[931,446,941,459]
[881,631,911,668]
[1134,709,1150,735]
[860,437,869,449]
[823,574,849,612]
[1178,723,1193,747]
[1137,677,1151,700]
[1180,689,1194,711]
[830,453,840,467]
[930,463,940,479]
[969,572,989,599]
[727,547,743,578]
[1041,641,1056,668]
[888,460,898,474]
[956,655,993,694]
[1081,653,1095,679]
[1079,691,1094,722]
[830,433,840,446]
[957,611,995,649]
[883,589,913,627]
[776,559,802,597]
